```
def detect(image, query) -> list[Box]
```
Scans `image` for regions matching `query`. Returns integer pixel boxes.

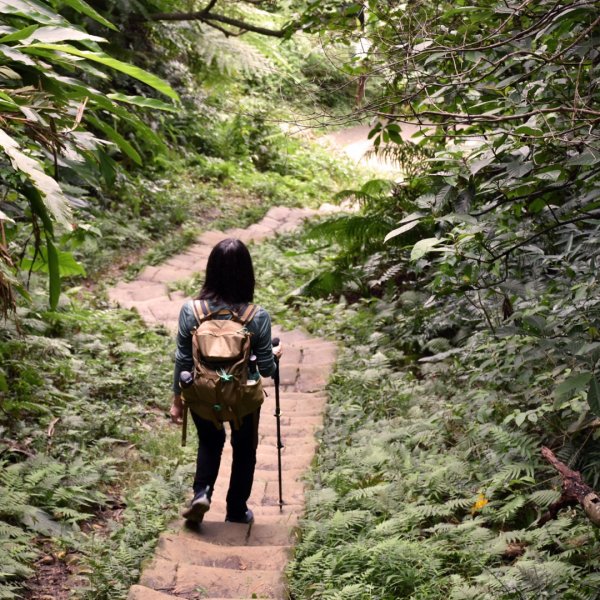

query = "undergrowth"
[285,290,600,599]
[0,290,194,599]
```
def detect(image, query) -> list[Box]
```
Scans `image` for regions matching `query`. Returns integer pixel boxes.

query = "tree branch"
[539,446,600,527]
[141,9,289,38]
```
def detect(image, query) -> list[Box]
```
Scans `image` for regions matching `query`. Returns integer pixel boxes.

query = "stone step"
[258,425,322,439]
[198,510,300,527]
[177,564,283,598]
[261,390,327,402]
[128,584,179,600]
[176,520,294,547]
[111,206,339,599]
[155,534,291,570]
[148,300,182,322]
[184,244,212,258]
[255,452,316,471]
[259,402,325,418]
[224,468,306,483]
[270,326,312,344]
[259,216,281,230]
[109,280,167,304]
[259,436,317,450]
[196,503,301,522]
[264,206,292,221]
[198,230,230,247]
[162,257,201,272]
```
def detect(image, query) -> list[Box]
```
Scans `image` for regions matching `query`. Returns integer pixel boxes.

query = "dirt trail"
[320,124,416,174]
[108,206,338,599]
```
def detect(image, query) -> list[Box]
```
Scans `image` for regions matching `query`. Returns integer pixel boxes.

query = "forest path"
[107,206,338,600]
[320,123,415,174]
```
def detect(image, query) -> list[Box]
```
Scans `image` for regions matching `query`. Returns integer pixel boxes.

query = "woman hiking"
[170,238,282,524]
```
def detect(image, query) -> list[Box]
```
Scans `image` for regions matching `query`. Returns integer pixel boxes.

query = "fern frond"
[306,214,392,251]
[529,488,561,508]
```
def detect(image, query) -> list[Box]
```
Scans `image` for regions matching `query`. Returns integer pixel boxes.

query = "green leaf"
[107,93,177,113]
[384,219,420,243]
[21,245,85,277]
[56,249,86,277]
[21,25,106,44]
[0,43,37,65]
[410,237,442,261]
[470,154,494,175]
[0,209,15,224]
[514,125,543,136]
[587,375,600,418]
[0,91,19,111]
[566,150,600,166]
[60,0,118,31]
[0,24,38,43]
[86,114,142,165]
[97,148,116,187]
[23,43,179,100]
[0,128,71,228]
[506,160,533,179]
[46,237,60,310]
[0,0,65,25]
[554,372,592,402]
[23,184,53,234]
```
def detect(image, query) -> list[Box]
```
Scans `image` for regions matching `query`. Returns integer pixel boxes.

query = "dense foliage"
[5,0,600,598]
[0,291,189,598]
[288,308,600,599]
[282,1,600,598]
[0,1,354,597]
[0,0,179,312]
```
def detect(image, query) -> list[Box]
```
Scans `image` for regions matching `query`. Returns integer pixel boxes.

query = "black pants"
[190,409,260,519]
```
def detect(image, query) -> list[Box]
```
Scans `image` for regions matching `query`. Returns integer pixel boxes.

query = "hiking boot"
[182,487,211,523]
[225,508,254,524]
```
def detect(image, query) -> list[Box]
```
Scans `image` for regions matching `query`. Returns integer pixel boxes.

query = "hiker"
[170,238,283,524]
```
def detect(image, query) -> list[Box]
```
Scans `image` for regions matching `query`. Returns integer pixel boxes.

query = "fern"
[194,24,276,76]
[529,488,561,508]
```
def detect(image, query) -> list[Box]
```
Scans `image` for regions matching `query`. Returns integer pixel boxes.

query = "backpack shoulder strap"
[237,303,259,325]
[191,299,211,325]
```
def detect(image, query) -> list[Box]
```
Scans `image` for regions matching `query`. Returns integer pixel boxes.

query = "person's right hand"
[273,342,283,360]
[170,394,184,424]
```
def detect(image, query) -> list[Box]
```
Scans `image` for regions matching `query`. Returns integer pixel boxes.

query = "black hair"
[198,238,255,304]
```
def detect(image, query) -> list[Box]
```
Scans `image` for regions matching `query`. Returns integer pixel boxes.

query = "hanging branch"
[141,0,290,38]
[539,446,600,527]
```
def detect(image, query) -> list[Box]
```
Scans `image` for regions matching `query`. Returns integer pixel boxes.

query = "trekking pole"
[272,337,284,512]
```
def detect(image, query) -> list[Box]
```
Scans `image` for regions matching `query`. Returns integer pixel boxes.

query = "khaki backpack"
[180,300,265,442]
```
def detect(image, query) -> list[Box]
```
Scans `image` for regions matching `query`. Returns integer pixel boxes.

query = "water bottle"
[179,370,194,389]
[247,354,259,385]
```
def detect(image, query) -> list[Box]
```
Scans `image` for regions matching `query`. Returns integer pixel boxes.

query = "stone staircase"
[107,206,337,599]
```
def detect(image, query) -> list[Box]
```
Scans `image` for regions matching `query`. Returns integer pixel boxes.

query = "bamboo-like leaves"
[107,93,178,113]
[0,0,179,311]
[86,114,142,165]
[46,237,60,310]
[23,43,179,100]
[0,129,72,229]
[60,0,118,31]
[20,25,107,44]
